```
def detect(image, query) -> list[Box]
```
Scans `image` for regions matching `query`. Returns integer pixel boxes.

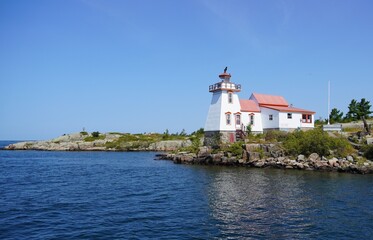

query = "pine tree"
[345,98,372,133]
[329,108,343,124]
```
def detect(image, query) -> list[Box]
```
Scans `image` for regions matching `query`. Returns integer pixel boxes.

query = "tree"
[329,108,343,124]
[345,98,372,134]
[92,131,100,138]
[345,99,359,121]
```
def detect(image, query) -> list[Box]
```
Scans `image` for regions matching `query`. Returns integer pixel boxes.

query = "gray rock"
[328,158,338,167]
[347,156,354,162]
[245,144,261,152]
[197,146,211,158]
[309,153,320,162]
[248,152,261,161]
[254,162,265,168]
[297,155,305,162]
[150,140,192,151]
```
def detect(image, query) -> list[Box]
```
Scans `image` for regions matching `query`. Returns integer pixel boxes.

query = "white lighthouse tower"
[204,67,242,144]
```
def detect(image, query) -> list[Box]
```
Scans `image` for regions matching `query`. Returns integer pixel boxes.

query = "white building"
[204,69,315,143]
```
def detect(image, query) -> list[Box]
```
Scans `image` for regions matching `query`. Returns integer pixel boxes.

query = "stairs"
[236,129,246,141]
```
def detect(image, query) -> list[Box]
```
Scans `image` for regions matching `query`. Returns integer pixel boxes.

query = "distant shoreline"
[2,132,192,152]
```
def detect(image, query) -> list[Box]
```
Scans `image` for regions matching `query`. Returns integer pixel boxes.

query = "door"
[229,133,235,143]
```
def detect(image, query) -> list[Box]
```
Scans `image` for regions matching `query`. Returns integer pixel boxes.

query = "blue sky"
[1,0,372,140]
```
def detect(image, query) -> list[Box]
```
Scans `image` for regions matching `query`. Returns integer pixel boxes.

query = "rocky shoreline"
[155,144,373,174]
[4,133,373,174]
[3,132,192,152]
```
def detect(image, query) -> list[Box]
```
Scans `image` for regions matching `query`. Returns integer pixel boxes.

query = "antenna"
[327,80,330,125]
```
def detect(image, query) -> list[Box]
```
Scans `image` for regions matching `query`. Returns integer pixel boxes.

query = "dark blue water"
[1,143,372,239]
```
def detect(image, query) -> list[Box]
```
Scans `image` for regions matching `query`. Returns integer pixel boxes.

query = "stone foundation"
[204,131,237,146]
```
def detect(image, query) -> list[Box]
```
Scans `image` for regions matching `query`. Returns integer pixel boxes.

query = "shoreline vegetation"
[3,121,373,174]
[3,130,197,152]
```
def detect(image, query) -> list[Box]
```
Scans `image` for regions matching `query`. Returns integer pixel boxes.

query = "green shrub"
[362,144,373,160]
[221,141,244,157]
[84,132,106,142]
[80,131,88,136]
[92,131,100,138]
[282,128,355,157]
[328,135,355,157]
[264,130,288,142]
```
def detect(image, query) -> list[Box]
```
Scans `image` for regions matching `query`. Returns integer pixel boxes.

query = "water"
[0,143,372,239]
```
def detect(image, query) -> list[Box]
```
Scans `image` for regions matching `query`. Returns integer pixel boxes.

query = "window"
[269,114,273,121]
[228,92,233,103]
[250,115,254,125]
[235,114,241,125]
[302,114,312,123]
[287,113,292,119]
[226,113,231,125]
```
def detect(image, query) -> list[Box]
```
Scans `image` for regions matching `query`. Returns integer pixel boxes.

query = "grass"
[84,134,106,142]
[343,127,363,133]
[104,133,189,150]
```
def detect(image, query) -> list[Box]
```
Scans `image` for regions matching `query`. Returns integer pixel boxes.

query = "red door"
[229,133,235,143]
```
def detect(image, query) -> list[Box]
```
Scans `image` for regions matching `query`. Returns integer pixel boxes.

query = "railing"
[209,82,241,92]
[235,129,246,140]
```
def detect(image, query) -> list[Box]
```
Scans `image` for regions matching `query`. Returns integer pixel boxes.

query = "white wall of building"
[204,90,241,132]
[279,112,315,129]
[260,107,280,129]
[205,88,315,133]
[300,116,315,129]
[204,92,222,131]
[279,112,302,130]
[241,112,263,133]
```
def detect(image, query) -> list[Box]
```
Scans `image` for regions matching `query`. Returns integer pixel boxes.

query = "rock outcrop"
[155,144,373,174]
[4,133,191,152]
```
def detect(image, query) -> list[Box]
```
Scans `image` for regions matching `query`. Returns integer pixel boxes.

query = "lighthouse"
[204,67,243,144]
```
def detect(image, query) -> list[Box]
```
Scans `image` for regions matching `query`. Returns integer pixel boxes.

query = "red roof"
[251,93,289,107]
[240,99,261,112]
[261,105,315,114]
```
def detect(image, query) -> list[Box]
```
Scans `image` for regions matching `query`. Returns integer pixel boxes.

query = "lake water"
[1,141,372,239]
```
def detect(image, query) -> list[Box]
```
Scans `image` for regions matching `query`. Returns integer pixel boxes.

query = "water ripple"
[0,150,372,239]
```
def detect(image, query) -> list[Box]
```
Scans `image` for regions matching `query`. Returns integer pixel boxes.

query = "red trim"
[261,105,315,114]
[302,114,313,123]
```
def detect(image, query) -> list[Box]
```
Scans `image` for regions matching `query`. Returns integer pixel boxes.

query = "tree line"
[324,98,372,133]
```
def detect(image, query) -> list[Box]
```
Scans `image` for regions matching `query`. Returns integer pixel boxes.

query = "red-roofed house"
[204,69,315,143]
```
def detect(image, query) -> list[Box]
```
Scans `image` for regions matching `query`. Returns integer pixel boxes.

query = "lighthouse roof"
[219,72,231,78]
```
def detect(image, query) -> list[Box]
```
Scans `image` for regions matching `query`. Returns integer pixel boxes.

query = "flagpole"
[327,80,330,125]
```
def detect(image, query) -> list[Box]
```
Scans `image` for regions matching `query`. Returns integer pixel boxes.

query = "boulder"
[328,158,339,167]
[248,152,261,161]
[197,146,211,158]
[297,155,305,162]
[309,153,320,162]
[296,163,304,169]
[245,144,261,152]
[347,156,354,162]
[254,161,265,168]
